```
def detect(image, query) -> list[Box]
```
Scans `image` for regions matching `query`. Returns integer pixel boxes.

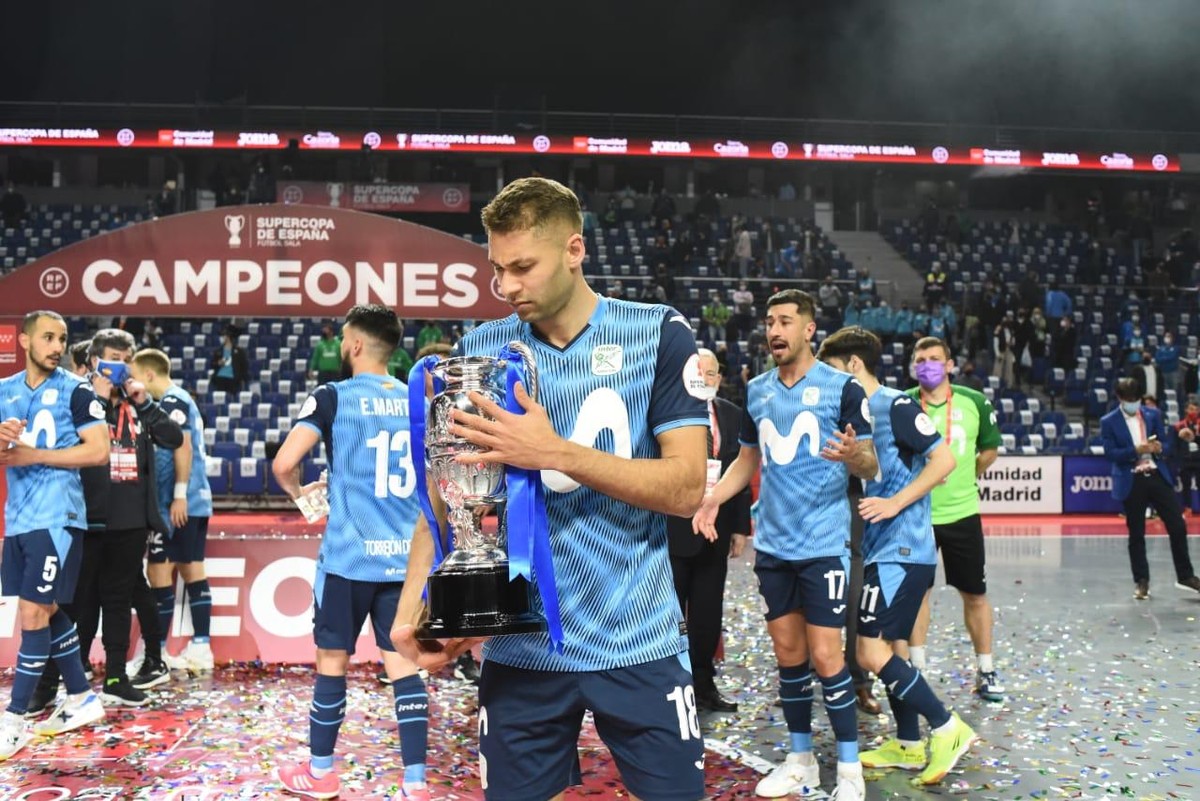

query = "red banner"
[0,204,509,319]
[277,181,470,213]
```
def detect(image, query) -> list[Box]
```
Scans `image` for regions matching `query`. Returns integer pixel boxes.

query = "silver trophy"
[421,343,546,638]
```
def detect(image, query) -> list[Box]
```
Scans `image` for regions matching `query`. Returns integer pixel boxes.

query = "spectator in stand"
[778,240,802,278]
[694,189,720,220]
[955,361,986,392]
[580,203,598,235]
[309,323,342,385]
[927,307,950,354]
[702,290,731,346]
[1006,220,1021,261]
[894,302,915,344]
[654,262,676,302]
[1157,333,1182,399]
[1013,308,1033,389]
[733,225,753,278]
[387,341,414,381]
[153,181,179,217]
[857,266,877,299]
[650,188,675,228]
[938,301,959,353]
[731,281,755,340]
[1028,307,1047,367]
[640,280,667,304]
[858,297,876,333]
[992,313,1016,387]
[1120,291,1144,323]
[606,280,625,300]
[1131,351,1166,407]
[601,197,619,228]
[415,320,444,352]
[1054,316,1078,371]
[875,299,897,344]
[923,264,947,313]
[758,222,777,277]
[247,161,276,205]
[208,325,249,395]
[1043,278,1073,331]
[1148,262,1171,303]
[818,278,843,329]
[1,182,27,228]
[778,181,797,201]
[1125,326,1146,367]
[1017,268,1042,313]
[1173,399,1200,514]
[842,295,862,328]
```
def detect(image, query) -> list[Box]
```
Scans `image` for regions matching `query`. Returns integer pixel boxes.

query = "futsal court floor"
[1,514,1198,800]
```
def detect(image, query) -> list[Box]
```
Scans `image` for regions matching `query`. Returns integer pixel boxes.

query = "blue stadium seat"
[232,458,266,494]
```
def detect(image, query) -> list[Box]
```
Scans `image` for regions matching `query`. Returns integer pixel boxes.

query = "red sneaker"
[275,762,341,799]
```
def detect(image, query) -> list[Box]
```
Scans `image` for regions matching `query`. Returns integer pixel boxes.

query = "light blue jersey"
[458,296,708,672]
[0,368,105,535]
[156,384,214,526]
[863,387,941,565]
[295,372,420,583]
[741,360,872,561]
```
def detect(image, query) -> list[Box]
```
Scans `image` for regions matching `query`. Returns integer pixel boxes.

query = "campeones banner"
[0,125,1179,172]
[277,181,471,213]
[0,204,510,319]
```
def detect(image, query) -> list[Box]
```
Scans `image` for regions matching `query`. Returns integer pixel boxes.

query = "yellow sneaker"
[916,713,977,785]
[860,738,927,771]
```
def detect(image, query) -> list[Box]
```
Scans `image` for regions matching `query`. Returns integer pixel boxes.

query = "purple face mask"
[915,360,947,389]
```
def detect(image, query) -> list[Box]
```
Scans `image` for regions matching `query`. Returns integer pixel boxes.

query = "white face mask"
[696,384,719,402]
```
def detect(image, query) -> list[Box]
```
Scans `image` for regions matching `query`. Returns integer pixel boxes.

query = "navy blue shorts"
[312,571,402,655]
[0,527,83,605]
[754,551,851,628]
[477,654,705,801]
[857,562,935,641]
[148,516,209,564]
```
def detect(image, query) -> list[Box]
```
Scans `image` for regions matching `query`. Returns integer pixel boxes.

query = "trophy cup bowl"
[421,351,547,638]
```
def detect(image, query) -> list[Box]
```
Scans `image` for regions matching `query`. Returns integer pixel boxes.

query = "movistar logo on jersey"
[759,410,821,465]
[543,388,631,492]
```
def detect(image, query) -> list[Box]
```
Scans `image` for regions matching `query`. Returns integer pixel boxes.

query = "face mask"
[1121,401,1140,415]
[914,361,947,389]
[696,384,718,402]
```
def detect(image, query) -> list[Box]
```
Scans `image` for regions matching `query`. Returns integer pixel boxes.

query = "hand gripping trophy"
[409,342,562,643]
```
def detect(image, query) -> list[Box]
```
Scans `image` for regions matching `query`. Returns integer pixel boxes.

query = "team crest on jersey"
[682,353,708,398]
[801,386,820,406]
[88,399,105,419]
[169,409,187,426]
[42,388,59,405]
[591,344,623,376]
[915,412,937,436]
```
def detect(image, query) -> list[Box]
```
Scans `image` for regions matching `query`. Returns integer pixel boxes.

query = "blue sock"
[819,667,859,762]
[392,674,428,784]
[887,690,922,742]
[152,586,176,647]
[779,662,814,753]
[49,611,90,695]
[309,673,347,763]
[879,655,950,730]
[185,580,212,643]
[8,627,51,714]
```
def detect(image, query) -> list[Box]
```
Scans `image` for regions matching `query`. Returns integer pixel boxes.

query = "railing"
[2,101,1198,151]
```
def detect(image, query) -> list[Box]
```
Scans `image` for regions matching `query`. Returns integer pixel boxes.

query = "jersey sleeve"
[159,393,191,431]
[890,395,943,457]
[839,378,873,439]
[70,381,107,433]
[648,309,708,436]
[739,403,758,447]
[972,391,1002,450]
[296,384,337,438]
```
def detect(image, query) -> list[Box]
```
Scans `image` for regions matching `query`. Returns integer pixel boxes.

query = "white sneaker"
[182,642,214,672]
[830,765,865,800]
[755,752,821,797]
[0,712,33,761]
[162,651,189,671]
[125,656,144,679]
[33,692,106,736]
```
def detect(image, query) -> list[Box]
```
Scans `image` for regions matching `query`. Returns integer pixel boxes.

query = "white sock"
[68,689,91,704]
[309,763,331,779]
[977,653,994,674]
[932,715,958,736]
[909,646,927,670]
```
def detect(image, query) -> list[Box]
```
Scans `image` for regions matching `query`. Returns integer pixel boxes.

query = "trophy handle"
[505,341,538,403]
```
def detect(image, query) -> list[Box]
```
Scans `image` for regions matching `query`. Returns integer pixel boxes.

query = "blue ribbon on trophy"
[408,355,448,567]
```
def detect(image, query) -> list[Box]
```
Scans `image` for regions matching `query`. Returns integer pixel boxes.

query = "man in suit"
[1101,377,1200,600]
[668,348,751,713]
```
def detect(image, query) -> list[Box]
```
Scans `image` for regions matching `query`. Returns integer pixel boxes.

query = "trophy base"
[423,563,547,639]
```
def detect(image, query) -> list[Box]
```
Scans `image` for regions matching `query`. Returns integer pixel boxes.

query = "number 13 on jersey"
[365,430,416,498]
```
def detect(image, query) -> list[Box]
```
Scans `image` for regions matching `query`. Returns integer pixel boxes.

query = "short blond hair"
[131,348,172,378]
[481,177,583,237]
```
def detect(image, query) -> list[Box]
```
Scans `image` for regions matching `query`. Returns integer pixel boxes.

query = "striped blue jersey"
[1,368,105,535]
[295,372,420,582]
[741,360,872,561]
[156,384,214,525]
[863,387,941,565]
[458,296,707,672]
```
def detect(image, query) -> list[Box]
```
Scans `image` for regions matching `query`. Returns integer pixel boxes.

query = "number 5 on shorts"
[666,685,700,740]
[36,555,59,595]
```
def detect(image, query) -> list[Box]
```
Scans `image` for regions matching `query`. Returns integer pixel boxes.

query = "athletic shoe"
[829,767,865,801]
[1175,576,1200,594]
[394,783,432,800]
[1134,581,1150,601]
[162,651,190,671]
[377,668,393,685]
[454,653,481,685]
[276,762,341,799]
[181,642,215,672]
[132,658,172,690]
[0,712,32,761]
[33,692,106,736]
[24,680,60,719]
[100,677,149,707]
[859,738,927,771]
[975,670,1005,702]
[755,752,821,797]
[125,656,143,679]
[917,713,977,785]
